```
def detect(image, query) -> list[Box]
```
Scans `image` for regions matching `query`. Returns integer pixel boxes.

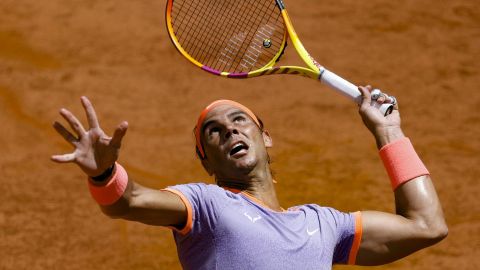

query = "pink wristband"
[88,162,128,205]
[379,137,430,190]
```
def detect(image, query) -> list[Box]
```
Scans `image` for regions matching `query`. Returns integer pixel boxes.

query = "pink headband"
[195,100,260,158]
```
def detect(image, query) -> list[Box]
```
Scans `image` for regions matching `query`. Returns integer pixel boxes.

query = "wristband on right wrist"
[379,137,430,190]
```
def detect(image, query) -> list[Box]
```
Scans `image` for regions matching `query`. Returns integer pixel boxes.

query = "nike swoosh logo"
[307,228,319,236]
[244,212,262,223]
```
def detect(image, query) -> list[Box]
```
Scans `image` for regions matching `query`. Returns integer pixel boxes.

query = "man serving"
[52,86,447,269]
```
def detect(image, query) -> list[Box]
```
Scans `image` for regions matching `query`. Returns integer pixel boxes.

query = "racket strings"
[170,0,285,73]
[175,0,244,66]
[200,0,240,67]
[188,1,224,59]
[174,1,214,57]
[233,1,280,72]
[175,0,231,67]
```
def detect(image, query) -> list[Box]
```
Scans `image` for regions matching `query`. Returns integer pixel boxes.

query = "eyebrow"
[201,110,247,134]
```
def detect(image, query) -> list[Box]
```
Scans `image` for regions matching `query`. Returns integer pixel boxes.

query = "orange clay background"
[0,0,479,269]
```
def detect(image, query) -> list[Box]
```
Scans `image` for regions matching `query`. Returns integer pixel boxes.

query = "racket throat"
[279,9,322,73]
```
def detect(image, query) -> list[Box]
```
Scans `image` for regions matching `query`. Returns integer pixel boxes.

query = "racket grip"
[319,69,393,116]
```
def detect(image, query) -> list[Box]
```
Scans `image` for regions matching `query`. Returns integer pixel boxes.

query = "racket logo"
[309,55,323,69]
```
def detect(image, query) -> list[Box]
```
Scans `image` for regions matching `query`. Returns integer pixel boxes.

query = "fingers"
[378,94,387,103]
[370,89,390,104]
[392,97,399,110]
[81,96,100,129]
[365,87,397,106]
[110,121,129,148]
[51,153,76,163]
[358,85,372,108]
[370,89,382,101]
[53,121,77,146]
[55,97,129,151]
[59,108,87,137]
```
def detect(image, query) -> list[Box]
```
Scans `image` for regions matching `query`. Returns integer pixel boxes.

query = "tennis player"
[52,86,447,269]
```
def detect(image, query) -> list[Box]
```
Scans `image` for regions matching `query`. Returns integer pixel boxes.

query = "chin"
[231,156,257,171]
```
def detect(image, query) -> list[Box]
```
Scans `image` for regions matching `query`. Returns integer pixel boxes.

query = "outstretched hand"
[358,86,404,148]
[51,96,128,177]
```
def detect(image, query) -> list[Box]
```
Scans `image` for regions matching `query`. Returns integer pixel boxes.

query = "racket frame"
[165,0,320,79]
[165,0,393,115]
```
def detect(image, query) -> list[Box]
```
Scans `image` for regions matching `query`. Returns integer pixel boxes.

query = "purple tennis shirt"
[165,183,362,270]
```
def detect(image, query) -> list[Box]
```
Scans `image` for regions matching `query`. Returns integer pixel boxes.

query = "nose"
[224,125,239,140]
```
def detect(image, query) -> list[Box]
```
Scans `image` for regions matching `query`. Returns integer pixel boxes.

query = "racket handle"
[319,68,393,116]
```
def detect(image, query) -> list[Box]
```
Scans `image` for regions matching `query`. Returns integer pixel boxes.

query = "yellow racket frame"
[165,0,323,79]
[165,0,394,115]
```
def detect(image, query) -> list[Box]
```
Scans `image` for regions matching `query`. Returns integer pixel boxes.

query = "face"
[200,104,272,178]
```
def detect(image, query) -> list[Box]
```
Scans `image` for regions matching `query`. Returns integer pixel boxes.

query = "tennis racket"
[165,0,394,115]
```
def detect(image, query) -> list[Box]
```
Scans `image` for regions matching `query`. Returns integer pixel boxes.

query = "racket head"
[166,0,288,78]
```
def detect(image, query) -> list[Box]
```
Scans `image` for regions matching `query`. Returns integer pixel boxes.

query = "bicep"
[356,210,435,266]
[101,181,187,227]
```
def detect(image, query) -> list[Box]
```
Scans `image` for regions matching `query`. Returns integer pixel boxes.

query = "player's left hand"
[51,96,128,177]
[358,85,404,148]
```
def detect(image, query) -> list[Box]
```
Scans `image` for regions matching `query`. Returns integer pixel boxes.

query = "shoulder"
[166,182,231,204]
[166,183,232,235]
[167,182,224,195]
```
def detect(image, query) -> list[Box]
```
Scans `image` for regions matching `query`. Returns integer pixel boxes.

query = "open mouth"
[229,142,249,156]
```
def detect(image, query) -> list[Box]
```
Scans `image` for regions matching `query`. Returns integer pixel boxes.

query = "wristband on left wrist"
[88,162,128,205]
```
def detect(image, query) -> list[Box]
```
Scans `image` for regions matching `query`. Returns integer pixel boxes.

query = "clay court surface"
[0,0,478,269]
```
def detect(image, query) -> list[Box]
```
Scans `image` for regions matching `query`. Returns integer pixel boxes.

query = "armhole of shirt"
[162,188,193,235]
[347,211,363,265]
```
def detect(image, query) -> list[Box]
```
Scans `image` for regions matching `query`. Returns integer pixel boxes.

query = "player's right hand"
[358,86,404,149]
[51,96,128,177]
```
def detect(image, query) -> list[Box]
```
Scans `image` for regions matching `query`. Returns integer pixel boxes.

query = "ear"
[201,158,215,176]
[262,130,273,148]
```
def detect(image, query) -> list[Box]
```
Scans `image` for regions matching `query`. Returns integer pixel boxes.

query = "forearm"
[358,134,447,265]
[394,176,447,238]
[89,165,187,226]
[98,179,135,218]
[376,130,447,240]
[89,167,159,220]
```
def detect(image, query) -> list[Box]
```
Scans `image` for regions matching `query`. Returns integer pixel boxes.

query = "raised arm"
[51,97,187,227]
[354,86,448,265]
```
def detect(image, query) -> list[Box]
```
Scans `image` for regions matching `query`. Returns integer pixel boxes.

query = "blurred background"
[0,0,478,269]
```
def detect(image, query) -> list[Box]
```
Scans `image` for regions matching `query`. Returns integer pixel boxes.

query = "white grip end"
[320,69,362,104]
[320,69,393,116]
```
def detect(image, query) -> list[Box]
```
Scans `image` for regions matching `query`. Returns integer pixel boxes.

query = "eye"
[208,126,221,135]
[233,115,246,123]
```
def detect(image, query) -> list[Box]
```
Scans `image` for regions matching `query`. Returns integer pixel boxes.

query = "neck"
[216,165,282,211]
